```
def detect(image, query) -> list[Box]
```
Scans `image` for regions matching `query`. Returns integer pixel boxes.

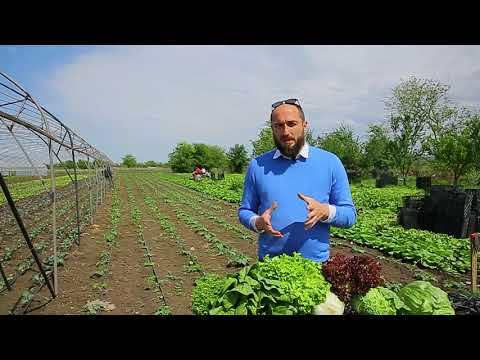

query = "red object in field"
[471,233,479,251]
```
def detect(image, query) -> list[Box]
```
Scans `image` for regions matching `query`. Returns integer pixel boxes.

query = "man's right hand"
[255,201,283,237]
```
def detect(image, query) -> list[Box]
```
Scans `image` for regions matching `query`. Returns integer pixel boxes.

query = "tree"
[250,121,316,157]
[386,114,424,185]
[201,144,228,170]
[383,77,453,184]
[424,111,480,186]
[77,159,89,169]
[251,125,275,157]
[192,143,210,168]
[385,77,452,141]
[362,124,391,173]
[227,144,249,173]
[144,160,158,167]
[122,154,137,168]
[168,142,196,173]
[168,142,227,173]
[316,124,364,172]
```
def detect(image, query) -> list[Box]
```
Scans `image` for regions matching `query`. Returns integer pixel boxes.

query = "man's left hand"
[297,193,330,230]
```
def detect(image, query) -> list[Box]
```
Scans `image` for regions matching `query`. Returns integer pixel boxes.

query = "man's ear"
[304,120,309,130]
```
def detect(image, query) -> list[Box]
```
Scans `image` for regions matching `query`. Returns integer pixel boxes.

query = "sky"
[1,45,480,163]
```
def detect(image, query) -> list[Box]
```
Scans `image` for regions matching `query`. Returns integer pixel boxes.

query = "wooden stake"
[470,233,478,293]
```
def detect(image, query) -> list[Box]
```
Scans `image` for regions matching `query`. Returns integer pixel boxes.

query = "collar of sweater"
[273,143,309,160]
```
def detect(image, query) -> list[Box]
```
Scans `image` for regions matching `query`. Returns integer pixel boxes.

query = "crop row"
[0,191,92,293]
[12,195,93,314]
[151,172,473,274]
[1,190,88,267]
[91,177,120,287]
[139,188,205,278]
[142,176,254,243]
[1,174,89,206]
[123,175,171,315]
[135,176,251,267]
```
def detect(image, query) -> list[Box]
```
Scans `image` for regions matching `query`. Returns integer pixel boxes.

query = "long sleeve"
[238,160,260,232]
[328,155,357,228]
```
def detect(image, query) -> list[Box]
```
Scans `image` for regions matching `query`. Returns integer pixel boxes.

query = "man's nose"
[279,125,289,135]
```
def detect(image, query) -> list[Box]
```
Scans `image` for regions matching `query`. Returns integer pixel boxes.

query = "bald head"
[270,104,305,123]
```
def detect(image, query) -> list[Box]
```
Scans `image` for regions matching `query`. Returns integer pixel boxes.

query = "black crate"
[419,211,435,232]
[433,215,464,238]
[429,185,461,194]
[385,175,398,186]
[375,174,398,188]
[466,189,480,212]
[416,176,432,190]
[403,196,424,209]
[399,207,419,229]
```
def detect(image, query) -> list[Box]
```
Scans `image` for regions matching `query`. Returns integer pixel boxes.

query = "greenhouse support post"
[0,172,55,298]
[0,259,11,291]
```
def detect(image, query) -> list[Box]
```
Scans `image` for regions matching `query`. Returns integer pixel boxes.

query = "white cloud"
[42,45,480,163]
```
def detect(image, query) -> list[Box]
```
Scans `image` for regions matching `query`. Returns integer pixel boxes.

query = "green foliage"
[396,281,455,315]
[156,172,244,203]
[77,159,89,169]
[192,274,227,315]
[251,125,275,157]
[413,269,438,283]
[168,142,196,172]
[385,77,452,140]
[424,112,480,185]
[198,144,228,170]
[227,144,249,173]
[255,253,331,314]
[122,154,137,168]
[384,77,455,184]
[387,114,423,184]
[352,287,407,315]
[363,123,391,172]
[157,171,471,274]
[1,174,88,205]
[316,124,364,172]
[168,142,227,172]
[193,253,331,315]
[144,160,158,167]
[20,290,34,305]
[154,306,172,315]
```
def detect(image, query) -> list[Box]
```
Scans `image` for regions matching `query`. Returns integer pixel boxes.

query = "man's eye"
[287,122,297,127]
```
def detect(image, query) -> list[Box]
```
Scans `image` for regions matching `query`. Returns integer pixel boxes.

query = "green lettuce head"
[352,287,406,315]
[397,281,455,315]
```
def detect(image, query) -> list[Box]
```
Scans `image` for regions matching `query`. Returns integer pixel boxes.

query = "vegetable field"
[1,169,474,315]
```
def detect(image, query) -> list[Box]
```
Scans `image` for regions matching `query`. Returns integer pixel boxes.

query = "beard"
[273,132,305,159]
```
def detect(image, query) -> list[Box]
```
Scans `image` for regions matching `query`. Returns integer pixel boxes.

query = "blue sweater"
[238,146,356,262]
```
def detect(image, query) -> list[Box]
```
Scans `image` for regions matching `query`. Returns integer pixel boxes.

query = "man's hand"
[255,201,283,237]
[297,193,330,230]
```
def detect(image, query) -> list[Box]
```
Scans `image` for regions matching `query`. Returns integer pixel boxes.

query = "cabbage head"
[396,281,455,315]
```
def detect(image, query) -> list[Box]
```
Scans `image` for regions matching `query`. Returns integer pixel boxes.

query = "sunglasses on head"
[271,98,302,110]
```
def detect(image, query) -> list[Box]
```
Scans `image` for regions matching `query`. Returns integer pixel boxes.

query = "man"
[238,98,356,263]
